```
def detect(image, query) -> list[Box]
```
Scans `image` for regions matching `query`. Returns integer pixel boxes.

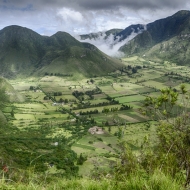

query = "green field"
[115,94,145,103]
[4,58,190,178]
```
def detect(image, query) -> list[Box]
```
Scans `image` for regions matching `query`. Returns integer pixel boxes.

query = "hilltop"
[0,25,123,78]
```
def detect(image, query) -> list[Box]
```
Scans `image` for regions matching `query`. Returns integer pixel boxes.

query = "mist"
[75,26,146,57]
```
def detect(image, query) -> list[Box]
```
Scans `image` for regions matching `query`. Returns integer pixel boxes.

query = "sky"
[0,0,190,36]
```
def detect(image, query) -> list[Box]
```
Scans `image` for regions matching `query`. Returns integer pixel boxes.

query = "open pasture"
[22,91,45,102]
[98,85,115,93]
[133,87,156,94]
[141,80,167,90]
[106,122,158,149]
[14,103,46,111]
[53,94,77,101]
[14,113,36,120]
[89,98,109,105]
[122,56,146,65]
[72,134,118,163]
[92,93,107,99]
[11,83,34,91]
[75,104,122,113]
[115,94,145,103]
[117,110,146,123]
[41,86,71,94]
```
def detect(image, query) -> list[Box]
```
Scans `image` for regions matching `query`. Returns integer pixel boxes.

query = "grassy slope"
[35,45,122,77]
[143,35,190,64]
[0,77,24,102]
[120,10,190,65]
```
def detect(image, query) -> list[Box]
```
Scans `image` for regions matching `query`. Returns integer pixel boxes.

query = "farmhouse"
[88,126,104,135]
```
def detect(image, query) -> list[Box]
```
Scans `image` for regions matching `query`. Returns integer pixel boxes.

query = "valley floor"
[1,56,190,188]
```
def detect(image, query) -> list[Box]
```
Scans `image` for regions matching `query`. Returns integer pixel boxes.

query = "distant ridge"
[80,29,123,40]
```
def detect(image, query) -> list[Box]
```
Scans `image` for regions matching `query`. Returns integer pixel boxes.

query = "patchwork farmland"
[4,56,190,176]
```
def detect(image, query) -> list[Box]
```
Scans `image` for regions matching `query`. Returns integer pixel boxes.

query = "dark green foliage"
[79,109,99,115]
[0,134,79,177]
[141,85,190,186]
[53,92,62,96]
[77,153,87,165]
[29,86,34,90]
[10,109,14,117]
[85,87,102,96]
[43,96,49,100]
[120,104,132,110]
[0,87,8,109]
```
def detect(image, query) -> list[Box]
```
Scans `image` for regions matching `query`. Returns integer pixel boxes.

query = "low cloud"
[76,25,146,57]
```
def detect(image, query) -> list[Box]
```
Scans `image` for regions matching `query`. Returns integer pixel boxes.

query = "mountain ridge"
[119,10,190,64]
[0,25,123,78]
[80,29,123,40]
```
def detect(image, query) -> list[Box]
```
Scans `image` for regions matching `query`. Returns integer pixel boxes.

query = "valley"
[2,56,190,177]
[1,9,190,189]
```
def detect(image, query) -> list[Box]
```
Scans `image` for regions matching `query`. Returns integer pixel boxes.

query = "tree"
[142,84,190,186]
[132,67,137,74]
[29,86,34,90]
[59,98,64,103]
[11,109,14,117]
[108,126,111,132]
[43,96,49,100]
[90,79,94,84]
[77,153,87,165]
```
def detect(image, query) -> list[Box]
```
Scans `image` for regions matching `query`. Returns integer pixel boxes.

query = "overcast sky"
[0,0,190,36]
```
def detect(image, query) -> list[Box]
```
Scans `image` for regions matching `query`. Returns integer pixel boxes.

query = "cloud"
[7,0,189,11]
[0,0,189,36]
[57,8,84,23]
[76,25,146,57]
[61,0,190,11]
[1,0,190,12]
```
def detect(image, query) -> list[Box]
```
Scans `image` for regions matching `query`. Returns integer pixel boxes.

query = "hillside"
[115,24,146,42]
[0,26,123,78]
[0,77,23,127]
[0,77,24,102]
[119,10,190,64]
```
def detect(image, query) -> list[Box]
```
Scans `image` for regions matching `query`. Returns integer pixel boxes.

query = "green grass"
[4,61,190,186]
[115,94,145,103]
[14,114,36,120]
[142,81,167,90]
[73,143,95,150]
[0,170,184,190]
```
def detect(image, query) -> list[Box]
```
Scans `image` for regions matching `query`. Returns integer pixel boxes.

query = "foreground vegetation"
[0,170,184,190]
[1,57,190,189]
